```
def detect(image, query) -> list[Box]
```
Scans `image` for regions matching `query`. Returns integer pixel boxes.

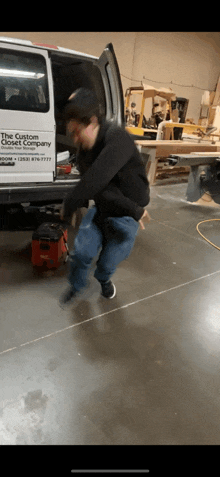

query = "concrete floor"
[1,182,220,449]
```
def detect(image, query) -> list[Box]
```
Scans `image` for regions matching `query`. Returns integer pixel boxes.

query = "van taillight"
[32,43,58,49]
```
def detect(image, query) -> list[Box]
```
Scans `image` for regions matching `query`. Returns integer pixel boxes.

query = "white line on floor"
[1,268,220,356]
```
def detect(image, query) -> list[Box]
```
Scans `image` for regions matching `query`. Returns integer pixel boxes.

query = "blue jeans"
[68,206,139,292]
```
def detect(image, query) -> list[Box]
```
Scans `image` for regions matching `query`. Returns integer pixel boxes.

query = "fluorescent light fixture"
[0,68,44,79]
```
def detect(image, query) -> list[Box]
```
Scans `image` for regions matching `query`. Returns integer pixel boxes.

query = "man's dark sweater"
[63,119,150,222]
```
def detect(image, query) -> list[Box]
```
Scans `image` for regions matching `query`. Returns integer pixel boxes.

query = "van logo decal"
[0,133,51,148]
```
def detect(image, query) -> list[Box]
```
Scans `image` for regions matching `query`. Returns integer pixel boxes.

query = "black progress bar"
[71,471,150,473]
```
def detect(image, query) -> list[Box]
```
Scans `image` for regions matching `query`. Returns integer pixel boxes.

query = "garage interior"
[1,32,220,461]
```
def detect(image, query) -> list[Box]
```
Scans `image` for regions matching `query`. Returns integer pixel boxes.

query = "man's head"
[64,88,102,150]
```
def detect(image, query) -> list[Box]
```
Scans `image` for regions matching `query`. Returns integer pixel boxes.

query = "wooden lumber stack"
[198,76,220,129]
[155,158,190,182]
[208,75,220,127]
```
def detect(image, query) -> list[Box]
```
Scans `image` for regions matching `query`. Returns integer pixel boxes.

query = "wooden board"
[189,151,220,156]
[136,139,220,148]
[136,141,220,157]
[212,76,220,106]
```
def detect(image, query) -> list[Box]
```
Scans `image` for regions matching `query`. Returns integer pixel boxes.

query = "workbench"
[135,140,220,185]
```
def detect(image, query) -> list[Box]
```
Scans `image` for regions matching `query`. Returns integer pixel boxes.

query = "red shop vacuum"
[31,222,69,270]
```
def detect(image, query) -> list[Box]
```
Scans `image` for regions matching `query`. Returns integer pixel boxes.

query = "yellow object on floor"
[196,219,220,250]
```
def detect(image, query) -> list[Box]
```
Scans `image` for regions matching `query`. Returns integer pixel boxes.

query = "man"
[59,88,150,307]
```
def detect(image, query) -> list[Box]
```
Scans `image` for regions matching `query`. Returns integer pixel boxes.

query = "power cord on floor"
[196,219,220,251]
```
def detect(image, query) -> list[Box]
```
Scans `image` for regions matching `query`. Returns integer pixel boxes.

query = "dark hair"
[63,88,102,125]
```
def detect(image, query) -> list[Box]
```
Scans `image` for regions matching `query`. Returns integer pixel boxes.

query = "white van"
[0,37,124,213]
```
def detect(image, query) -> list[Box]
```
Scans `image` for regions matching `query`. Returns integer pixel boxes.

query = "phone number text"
[0,157,52,161]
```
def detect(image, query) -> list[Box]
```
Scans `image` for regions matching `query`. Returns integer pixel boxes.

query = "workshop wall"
[1,32,220,123]
[130,32,220,123]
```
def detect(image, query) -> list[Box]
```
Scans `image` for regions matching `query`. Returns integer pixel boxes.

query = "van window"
[51,55,106,118]
[0,48,49,112]
[51,53,106,145]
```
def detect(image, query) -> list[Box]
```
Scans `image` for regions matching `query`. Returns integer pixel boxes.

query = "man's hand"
[139,209,151,230]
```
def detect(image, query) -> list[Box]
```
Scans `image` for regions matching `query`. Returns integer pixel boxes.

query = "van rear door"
[0,42,55,183]
[97,43,124,126]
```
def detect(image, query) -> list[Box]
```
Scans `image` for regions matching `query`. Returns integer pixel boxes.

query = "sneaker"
[100,280,116,299]
[59,286,76,308]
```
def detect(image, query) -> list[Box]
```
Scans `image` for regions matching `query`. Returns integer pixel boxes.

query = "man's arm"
[97,183,145,221]
[62,127,136,221]
[97,185,150,228]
